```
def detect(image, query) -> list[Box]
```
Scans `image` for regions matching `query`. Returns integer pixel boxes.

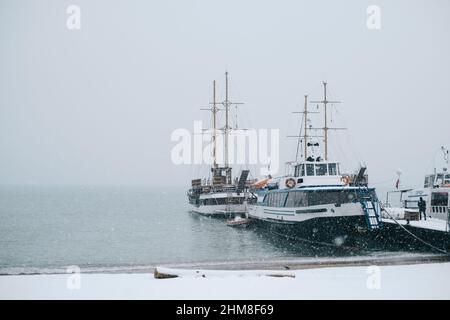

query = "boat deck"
[381,217,449,233]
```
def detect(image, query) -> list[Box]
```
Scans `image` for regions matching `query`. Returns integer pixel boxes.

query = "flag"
[395,179,400,189]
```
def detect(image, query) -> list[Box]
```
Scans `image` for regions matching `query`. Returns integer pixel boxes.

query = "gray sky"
[1,0,449,193]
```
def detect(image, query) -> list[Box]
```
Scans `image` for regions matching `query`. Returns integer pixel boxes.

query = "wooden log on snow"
[154,267,295,279]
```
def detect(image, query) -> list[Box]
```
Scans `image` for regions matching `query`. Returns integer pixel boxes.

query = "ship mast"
[310,82,345,161]
[219,72,243,172]
[212,80,218,168]
[289,95,320,162]
[303,95,309,160]
[204,72,243,184]
[224,71,230,168]
[201,80,221,169]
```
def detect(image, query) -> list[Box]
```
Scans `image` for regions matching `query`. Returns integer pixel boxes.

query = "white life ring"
[285,178,296,189]
[341,176,350,186]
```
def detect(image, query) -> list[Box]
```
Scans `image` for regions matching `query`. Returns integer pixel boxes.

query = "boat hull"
[250,214,370,249]
[189,203,247,217]
[248,204,450,252]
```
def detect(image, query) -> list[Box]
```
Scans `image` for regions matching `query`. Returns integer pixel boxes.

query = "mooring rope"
[380,206,449,255]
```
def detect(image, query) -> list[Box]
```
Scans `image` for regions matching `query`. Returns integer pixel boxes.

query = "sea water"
[0,186,424,274]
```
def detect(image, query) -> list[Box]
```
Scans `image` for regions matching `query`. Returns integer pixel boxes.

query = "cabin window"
[265,192,287,207]
[294,164,305,177]
[436,174,445,185]
[424,176,430,188]
[285,191,308,207]
[307,189,367,206]
[445,174,450,184]
[404,200,418,209]
[328,163,337,176]
[306,164,315,176]
[269,192,287,207]
[202,197,245,205]
[264,193,271,206]
[431,192,448,207]
[429,175,435,187]
[315,164,328,176]
[278,192,288,206]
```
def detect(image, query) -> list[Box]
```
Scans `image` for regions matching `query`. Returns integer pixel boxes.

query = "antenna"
[442,146,449,171]
[310,82,346,161]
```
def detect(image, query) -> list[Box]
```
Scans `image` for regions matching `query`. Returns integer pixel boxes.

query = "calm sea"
[0,186,419,275]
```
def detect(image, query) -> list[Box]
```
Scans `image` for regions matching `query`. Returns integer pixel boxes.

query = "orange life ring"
[341,176,350,186]
[285,178,296,189]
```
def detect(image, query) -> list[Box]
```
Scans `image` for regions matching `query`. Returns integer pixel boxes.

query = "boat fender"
[285,178,296,189]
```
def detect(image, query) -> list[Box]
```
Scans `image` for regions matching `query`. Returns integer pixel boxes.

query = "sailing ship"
[248,82,381,248]
[187,72,257,217]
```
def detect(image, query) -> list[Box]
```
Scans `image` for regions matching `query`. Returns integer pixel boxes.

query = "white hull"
[189,203,247,217]
[247,202,364,224]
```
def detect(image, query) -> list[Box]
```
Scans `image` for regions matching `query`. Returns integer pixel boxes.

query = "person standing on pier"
[418,197,427,221]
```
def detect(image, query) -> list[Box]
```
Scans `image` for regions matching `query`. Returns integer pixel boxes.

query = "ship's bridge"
[278,160,345,189]
[293,161,341,178]
[424,171,450,188]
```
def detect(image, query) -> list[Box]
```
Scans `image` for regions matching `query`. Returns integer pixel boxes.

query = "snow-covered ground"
[1,263,449,299]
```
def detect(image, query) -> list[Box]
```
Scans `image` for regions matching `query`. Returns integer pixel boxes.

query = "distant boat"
[187,72,257,217]
[384,146,450,221]
[377,149,450,253]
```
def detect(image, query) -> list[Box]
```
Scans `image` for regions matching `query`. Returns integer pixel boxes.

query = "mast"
[324,83,328,160]
[219,71,243,168]
[201,80,221,169]
[224,71,230,168]
[206,72,243,183]
[303,95,308,160]
[290,95,319,162]
[212,80,218,168]
[310,82,343,161]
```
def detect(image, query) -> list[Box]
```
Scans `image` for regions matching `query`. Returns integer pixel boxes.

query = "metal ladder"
[358,188,382,230]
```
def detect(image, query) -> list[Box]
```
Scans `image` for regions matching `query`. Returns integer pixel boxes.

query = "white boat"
[226,216,252,227]
[248,82,381,247]
[187,72,257,217]
[384,146,450,222]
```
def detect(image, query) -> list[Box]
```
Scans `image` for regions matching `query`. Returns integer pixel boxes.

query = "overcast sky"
[1,0,449,194]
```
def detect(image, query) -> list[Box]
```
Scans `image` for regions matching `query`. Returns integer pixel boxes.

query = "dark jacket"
[418,200,426,211]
